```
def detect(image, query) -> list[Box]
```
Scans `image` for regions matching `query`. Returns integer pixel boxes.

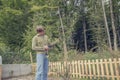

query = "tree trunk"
[101,0,112,51]
[83,18,87,52]
[58,8,68,60]
[109,0,118,51]
[82,0,87,52]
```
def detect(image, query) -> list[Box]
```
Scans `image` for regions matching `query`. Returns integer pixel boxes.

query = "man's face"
[37,28,45,36]
[39,30,45,36]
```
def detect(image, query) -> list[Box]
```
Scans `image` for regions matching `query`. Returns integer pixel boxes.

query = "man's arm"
[47,37,59,47]
[51,38,59,46]
[32,36,45,51]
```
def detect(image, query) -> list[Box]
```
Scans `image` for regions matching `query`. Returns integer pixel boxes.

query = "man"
[32,25,50,80]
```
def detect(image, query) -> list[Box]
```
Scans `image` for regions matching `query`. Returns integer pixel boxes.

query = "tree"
[109,0,118,51]
[82,0,88,52]
[58,7,68,60]
[0,0,30,50]
[84,0,108,52]
[101,0,112,51]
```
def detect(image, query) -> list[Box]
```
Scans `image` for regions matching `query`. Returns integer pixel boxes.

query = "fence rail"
[32,58,120,80]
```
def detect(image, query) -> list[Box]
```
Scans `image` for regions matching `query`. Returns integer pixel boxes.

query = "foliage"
[82,51,112,60]
[0,0,31,50]
[67,50,118,61]
[0,0,120,63]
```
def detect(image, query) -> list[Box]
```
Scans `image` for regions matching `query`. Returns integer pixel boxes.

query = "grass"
[67,50,120,61]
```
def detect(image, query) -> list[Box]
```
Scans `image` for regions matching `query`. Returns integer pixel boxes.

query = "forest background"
[0,0,120,64]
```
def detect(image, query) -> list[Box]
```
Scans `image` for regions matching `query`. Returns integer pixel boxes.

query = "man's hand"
[44,45,49,51]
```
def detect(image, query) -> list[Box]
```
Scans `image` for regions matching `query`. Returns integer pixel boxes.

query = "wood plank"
[70,61,73,77]
[78,60,81,78]
[100,59,104,79]
[55,62,57,75]
[96,59,100,79]
[70,61,73,78]
[69,61,72,76]
[92,60,96,79]
[73,61,76,78]
[57,62,60,77]
[109,58,115,80]
[104,59,110,79]
[49,62,53,73]
[63,61,67,74]
[54,62,56,76]
[75,61,78,78]
[60,62,62,76]
[61,62,64,74]
[81,60,84,78]
[58,62,60,73]
[0,66,2,80]
[68,61,72,78]
[113,58,119,80]
[84,60,88,78]
[118,58,120,79]
[57,62,59,76]
[72,61,75,78]
[88,60,92,79]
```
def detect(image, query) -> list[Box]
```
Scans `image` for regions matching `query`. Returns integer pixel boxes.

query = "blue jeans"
[35,53,48,80]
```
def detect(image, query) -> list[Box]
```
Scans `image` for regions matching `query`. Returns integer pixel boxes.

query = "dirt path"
[3,75,62,80]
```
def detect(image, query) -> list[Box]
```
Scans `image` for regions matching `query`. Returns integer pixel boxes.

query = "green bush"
[65,50,114,61]
[0,45,31,64]
[83,51,113,60]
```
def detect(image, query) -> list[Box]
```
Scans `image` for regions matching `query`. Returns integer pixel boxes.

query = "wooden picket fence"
[32,58,120,80]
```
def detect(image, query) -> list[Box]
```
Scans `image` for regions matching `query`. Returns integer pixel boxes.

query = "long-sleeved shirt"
[32,34,50,54]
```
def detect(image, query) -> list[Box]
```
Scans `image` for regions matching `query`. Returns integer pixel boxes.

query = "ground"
[3,75,62,80]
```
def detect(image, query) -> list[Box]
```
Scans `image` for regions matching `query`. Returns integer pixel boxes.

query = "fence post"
[0,56,2,80]
[88,60,92,79]
[109,58,114,80]
[96,59,100,79]
[118,58,120,79]
[104,59,109,79]
[72,60,75,78]
[84,60,88,78]
[78,60,81,78]
[75,60,78,78]
[92,60,96,79]
[113,58,119,80]
[81,60,84,78]
[100,59,104,78]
